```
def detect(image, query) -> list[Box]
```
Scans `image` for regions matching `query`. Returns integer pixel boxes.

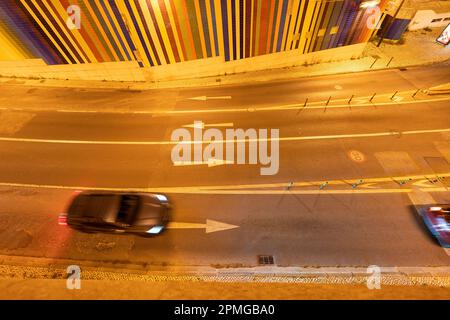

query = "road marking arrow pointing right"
[167,220,239,234]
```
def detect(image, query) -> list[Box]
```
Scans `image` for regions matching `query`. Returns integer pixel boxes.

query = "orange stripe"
[258,0,270,56]
[168,0,188,61]
[179,0,197,60]
[266,0,276,54]
[72,0,107,62]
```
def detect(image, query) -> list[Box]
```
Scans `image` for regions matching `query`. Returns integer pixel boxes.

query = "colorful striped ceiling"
[0,0,387,66]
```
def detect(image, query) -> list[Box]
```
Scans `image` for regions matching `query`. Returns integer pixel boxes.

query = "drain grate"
[258,255,275,265]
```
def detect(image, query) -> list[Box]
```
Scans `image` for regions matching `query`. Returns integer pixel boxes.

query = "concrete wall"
[0,60,145,82]
[0,43,365,83]
[143,43,366,82]
[408,10,450,30]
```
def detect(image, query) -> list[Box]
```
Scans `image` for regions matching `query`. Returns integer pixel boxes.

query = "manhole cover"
[258,255,275,265]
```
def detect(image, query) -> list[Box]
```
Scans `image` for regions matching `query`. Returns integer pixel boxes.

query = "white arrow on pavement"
[167,219,239,234]
[188,96,232,101]
[183,121,234,129]
[173,158,234,167]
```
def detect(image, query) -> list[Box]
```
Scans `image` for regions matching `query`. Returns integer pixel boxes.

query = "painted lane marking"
[174,158,234,167]
[348,150,366,163]
[0,127,449,146]
[182,121,234,129]
[191,174,450,190]
[0,181,448,195]
[188,96,232,101]
[132,96,450,115]
[47,95,450,115]
[167,220,239,234]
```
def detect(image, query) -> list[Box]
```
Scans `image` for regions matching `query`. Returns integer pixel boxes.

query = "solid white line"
[41,95,450,115]
[0,181,447,195]
[0,128,449,146]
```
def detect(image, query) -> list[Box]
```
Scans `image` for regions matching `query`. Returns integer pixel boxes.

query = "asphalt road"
[0,65,449,268]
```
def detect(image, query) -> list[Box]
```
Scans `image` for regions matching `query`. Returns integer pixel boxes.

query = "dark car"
[59,191,170,236]
[421,205,450,248]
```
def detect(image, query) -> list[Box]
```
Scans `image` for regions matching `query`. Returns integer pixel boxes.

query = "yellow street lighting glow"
[360,0,381,9]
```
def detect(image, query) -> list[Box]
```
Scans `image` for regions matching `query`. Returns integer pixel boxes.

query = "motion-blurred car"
[58,191,170,237]
[421,205,450,248]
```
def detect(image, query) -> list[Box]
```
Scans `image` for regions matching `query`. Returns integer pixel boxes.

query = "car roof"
[68,193,121,223]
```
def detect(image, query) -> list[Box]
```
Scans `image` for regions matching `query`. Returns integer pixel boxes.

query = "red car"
[421,206,450,248]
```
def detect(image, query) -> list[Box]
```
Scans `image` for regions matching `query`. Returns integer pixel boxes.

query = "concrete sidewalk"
[0,28,448,91]
[0,254,449,299]
[1,279,449,300]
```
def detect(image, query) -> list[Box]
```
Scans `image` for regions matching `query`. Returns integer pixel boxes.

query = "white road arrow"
[173,158,234,167]
[183,121,234,129]
[167,219,239,234]
[188,96,232,101]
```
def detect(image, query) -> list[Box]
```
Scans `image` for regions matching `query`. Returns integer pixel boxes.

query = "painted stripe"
[137,0,169,65]
[72,0,109,62]
[119,0,153,66]
[213,0,224,58]
[277,0,289,52]
[231,0,237,60]
[107,1,139,63]
[266,0,276,53]
[176,0,197,60]
[0,128,449,146]
[19,0,73,63]
[151,0,177,63]
[0,180,447,196]
[166,0,187,61]
[221,0,230,61]
[102,0,134,60]
[194,0,209,58]
[204,0,216,57]
[79,0,117,61]
[209,0,220,57]
[2,0,399,66]
[92,0,126,60]
[48,0,90,63]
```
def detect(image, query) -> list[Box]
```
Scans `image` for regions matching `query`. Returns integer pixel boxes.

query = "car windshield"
[116,195,139,224]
